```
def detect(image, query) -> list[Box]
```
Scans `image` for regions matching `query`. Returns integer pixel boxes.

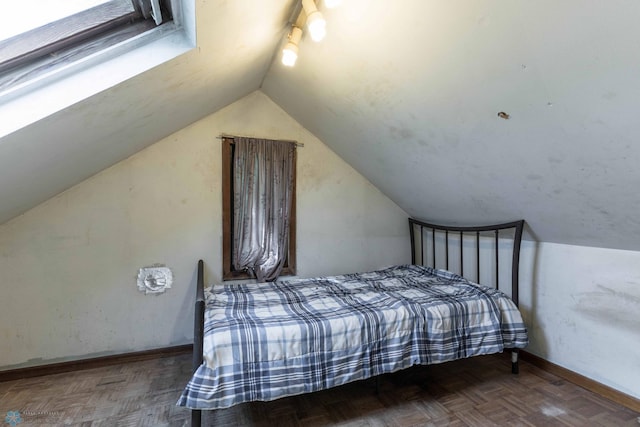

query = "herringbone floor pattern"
[0,353,638,426]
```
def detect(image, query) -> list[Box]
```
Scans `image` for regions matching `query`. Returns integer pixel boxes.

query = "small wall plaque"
[137,266,173,295]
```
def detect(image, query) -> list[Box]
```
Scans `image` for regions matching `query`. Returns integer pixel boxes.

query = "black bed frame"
[409,218,525,372]
[192,259,205,427]
[409,218,525,307]
[190,218,525,426]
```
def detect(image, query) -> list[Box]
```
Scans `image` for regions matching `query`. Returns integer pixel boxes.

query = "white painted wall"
[0,91,409,370]
[518,240,640,399]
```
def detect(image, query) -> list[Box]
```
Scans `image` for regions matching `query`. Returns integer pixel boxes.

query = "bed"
[178,218,528,426]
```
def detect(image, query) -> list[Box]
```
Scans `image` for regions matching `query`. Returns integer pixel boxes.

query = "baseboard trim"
[0,344,193,383]
[520,350,640,413]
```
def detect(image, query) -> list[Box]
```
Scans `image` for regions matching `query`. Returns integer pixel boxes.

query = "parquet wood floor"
[0,353,638,426]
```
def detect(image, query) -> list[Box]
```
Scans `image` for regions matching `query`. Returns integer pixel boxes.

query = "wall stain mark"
[574,284,640,334]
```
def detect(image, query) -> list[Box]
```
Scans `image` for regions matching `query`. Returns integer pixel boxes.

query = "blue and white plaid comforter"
[177,264,528,409]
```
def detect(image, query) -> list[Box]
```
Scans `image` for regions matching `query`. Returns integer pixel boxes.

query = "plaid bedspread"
[177,264,528,409]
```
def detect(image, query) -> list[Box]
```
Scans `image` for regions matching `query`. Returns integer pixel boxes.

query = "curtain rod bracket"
[218,134,304,147]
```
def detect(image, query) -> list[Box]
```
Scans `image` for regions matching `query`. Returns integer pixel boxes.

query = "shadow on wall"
[520,222,548,358]
[573,283,640,334]
[172,263,202,345]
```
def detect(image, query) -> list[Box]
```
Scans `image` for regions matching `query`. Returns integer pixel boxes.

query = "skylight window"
[0,0,172,90]
[2,0,115,42]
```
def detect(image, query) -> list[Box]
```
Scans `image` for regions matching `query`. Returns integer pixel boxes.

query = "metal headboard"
[409,218,525,306]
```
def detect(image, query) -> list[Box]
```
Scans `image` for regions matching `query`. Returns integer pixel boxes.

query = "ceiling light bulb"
[324,0,342,8]
[302,0,327,42]
[282,26,302,67]
[282,43,299,67]
[306,11,326,42]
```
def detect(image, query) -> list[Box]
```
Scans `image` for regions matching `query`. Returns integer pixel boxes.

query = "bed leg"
[192,260,205,426]
[375,376,381,394]
[511,349,519,374]
[191,409,201,427]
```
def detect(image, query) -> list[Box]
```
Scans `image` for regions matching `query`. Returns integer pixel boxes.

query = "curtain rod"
[217,134,304,147]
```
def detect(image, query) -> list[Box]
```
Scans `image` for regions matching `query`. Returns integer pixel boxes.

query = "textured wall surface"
[0,91,409,370]
[518,240,640,399]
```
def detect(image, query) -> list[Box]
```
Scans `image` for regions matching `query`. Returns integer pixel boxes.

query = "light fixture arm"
[288,26,303,45]
[301,0,319,14]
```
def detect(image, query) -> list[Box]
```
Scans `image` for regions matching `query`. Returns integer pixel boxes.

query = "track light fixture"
[282,0,342,67]
[302,0,326,42]
[282,26,302,67]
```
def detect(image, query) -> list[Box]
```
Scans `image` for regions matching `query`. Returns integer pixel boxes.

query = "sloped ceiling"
[0,0,294,224]
[263,0,640,250]
[2,1,640,251]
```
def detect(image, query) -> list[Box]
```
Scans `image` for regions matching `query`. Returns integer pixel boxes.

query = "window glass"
[2,0,119,42]
[0,0,171,91]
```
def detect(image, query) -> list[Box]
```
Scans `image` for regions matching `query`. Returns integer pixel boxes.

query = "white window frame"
[0,0,195,138]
